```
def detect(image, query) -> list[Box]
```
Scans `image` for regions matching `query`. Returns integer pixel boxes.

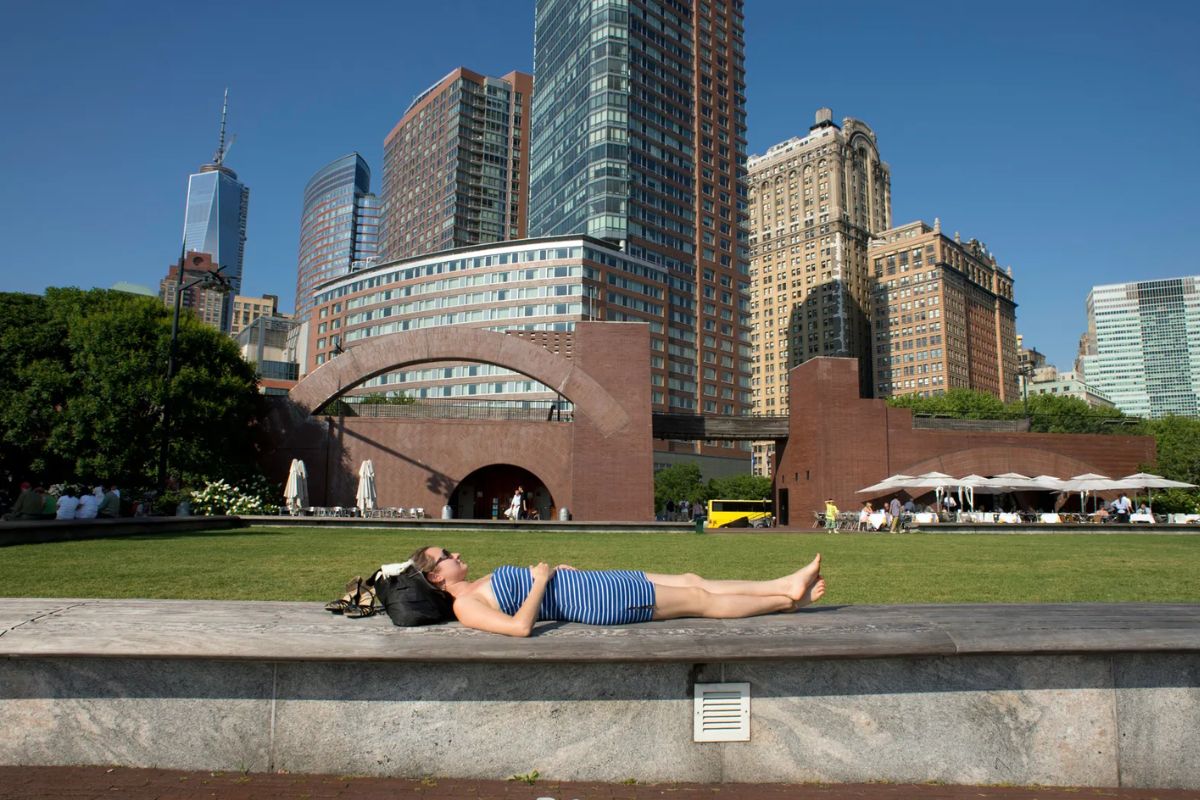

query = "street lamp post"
[157,258,230,490]
[1018,363,1032,427]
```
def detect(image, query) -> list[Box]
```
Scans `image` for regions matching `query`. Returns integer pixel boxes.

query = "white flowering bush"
[190,478,278,516]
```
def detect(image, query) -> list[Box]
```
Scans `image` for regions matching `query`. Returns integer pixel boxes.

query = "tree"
[706,474,772,502]
[1142,415,1200,486]
[887,388,1015,420]
[885,388,1137,434]
[1023,393,1128,434]
[653,463,704,513]
[1137,416,1200,513]
[0,289,264,493]
[358,393,416,405]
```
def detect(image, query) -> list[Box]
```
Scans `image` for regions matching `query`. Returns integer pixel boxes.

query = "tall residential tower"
[379,68,531,262]
[294,153,380,320]
[181,90,249,332]
[530,0,751,470]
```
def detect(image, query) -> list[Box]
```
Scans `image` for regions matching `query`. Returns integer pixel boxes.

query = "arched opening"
[450,464,556,520]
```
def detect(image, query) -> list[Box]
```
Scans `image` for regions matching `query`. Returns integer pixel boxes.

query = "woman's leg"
[651,585,792,620]
[644,554,820,600]
[650,576,826,621]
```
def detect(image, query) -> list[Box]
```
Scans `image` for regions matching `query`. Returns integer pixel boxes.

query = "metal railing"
[324,400,574,422]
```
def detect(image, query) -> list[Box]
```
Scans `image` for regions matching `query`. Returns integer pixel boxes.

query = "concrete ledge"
[1,600,1198,662]
[0,516,242,546]
[913,523,1200,535]
[239,514,694,533]
[2,600,1198,787]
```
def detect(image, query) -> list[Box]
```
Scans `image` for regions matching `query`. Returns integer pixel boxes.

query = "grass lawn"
[1,527,1198,604]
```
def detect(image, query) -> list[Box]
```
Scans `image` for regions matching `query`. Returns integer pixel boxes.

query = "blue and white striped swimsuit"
[490,566,657,625]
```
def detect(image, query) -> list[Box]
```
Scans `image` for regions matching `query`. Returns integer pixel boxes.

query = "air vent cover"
[693,682,750,742]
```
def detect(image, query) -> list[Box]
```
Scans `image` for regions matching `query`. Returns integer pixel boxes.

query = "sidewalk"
[1,767,1197,800]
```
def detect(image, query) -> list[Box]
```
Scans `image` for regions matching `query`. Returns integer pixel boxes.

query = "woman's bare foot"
[790,577,826,610]
[784,554,822,602]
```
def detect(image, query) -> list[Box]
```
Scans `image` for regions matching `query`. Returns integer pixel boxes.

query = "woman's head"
[409,545,463,589]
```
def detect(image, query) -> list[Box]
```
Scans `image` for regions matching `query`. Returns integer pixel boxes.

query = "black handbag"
[369,563,455,627]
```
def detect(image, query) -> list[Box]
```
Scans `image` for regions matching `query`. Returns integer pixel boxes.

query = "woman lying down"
[397,545,826,637]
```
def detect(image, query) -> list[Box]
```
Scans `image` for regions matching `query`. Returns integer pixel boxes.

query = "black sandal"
[324,576,362,614]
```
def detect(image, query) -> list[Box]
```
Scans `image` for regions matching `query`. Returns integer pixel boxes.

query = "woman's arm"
[453,563,554,637]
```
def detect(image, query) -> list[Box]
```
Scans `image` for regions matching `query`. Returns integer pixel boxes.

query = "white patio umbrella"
[856,474,915,495]
[1116,472,1197,512]
[356,459,377,516]
[1030,475,1067,491]
[1028,475,1067,511]
[955,474,1005,511]
[284,459,309,516]
[909,472,955,508]
[1060,473,1123,512]
[990,472,1036,491]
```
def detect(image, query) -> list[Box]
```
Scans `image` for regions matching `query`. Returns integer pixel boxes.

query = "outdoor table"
[1171,514,1200,524]
[1039,513,1061,524]
[997,512,1021,524]
[867,511,887,530]
[1130,513,1154,523]
[913,512,937,525]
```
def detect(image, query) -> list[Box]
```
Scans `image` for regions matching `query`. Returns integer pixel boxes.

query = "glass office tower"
[182,166,249,332]
[295,153,380,320]
[181,92,250,333]
[1084,276,1200,418]
[530,0,751,460]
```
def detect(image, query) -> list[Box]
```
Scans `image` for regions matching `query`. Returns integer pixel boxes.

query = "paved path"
[1,767,1198,800]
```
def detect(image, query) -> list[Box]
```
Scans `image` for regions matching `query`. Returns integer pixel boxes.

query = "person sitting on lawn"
[56,486,80,520]
[5,482,42,520]
[97,484,121,518]
[408,546,826,638]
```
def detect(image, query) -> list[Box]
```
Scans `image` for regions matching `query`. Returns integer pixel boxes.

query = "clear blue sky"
[2,0,1197,370]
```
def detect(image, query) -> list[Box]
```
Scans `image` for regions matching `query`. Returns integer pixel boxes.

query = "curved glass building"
[295,153,380,320]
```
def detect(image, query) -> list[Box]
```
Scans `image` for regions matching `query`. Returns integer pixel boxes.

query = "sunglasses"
[430,549,454,569]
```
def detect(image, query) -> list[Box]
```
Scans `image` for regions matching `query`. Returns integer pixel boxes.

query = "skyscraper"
[1083,276,1200,418]
[869,220,1018,402]
[181,90,249,333]
[294,153,380,320]
[747,110,892,416]
[529,0,751,468]
[379,68,531,262]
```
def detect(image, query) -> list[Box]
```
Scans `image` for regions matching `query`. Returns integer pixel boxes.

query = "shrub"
[190,478,277,516]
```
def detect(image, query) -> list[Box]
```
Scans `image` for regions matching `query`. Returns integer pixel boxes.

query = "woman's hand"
[530,562,555,583]
[555,564,577,571]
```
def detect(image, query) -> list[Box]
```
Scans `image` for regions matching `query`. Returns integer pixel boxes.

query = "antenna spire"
[214,88,229,166]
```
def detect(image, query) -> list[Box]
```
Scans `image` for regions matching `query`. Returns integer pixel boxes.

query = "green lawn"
[1,527,1198,604]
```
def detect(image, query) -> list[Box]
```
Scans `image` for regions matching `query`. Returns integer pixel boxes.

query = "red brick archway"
[289,327,629,437]
[269,323,654,520]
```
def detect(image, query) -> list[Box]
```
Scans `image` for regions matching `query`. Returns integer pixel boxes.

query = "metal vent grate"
[693,682,750,742]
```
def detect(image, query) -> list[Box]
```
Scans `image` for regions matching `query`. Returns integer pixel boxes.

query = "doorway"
[450,464,555,520]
